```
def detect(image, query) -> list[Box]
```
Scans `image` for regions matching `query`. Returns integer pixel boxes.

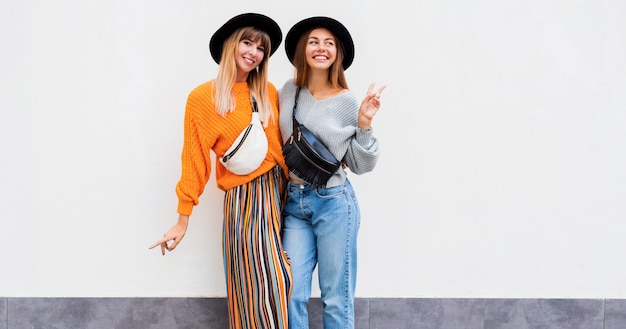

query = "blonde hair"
[213,27,274,126]
[292,28,349,89]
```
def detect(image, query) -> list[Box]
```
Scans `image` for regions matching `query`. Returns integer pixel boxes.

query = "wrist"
[178,214,190,224]
[358,119,372,129]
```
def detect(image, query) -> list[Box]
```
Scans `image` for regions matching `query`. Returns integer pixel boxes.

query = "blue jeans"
[282,179,360,329]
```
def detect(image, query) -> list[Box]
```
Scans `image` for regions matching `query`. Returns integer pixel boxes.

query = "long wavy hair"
[292,27,349,89]
[213,27,274,126]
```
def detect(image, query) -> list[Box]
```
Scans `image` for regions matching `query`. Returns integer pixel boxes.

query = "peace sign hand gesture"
[358,82,386,129]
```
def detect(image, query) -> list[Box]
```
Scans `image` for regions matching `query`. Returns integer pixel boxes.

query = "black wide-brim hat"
[209,13,282,64]
[285,16,355,70]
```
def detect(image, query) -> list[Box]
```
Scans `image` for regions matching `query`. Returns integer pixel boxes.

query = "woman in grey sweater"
[279,16,385,329]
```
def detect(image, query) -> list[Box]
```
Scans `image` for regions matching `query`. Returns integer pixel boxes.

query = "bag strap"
[251,96,258,113]
[291,87,301,131]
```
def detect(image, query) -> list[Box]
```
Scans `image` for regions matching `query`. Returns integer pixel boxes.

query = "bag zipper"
[222,95,260,163]
[290,128,333,174]
[222,124,253,162]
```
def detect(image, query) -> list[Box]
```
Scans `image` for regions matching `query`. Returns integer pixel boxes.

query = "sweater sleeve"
[336,92,380,175]
[343,127,380,175]
[175,87,213,215]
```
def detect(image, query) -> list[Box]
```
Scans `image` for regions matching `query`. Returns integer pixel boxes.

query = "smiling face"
[304,28,337,71]
[235,38,266,81]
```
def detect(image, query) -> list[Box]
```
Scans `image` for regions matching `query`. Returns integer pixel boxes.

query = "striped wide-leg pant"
[223,166,292,329]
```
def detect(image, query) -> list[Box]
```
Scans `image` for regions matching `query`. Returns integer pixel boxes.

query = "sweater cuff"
[356,126,374,146]
[177,200,194,216]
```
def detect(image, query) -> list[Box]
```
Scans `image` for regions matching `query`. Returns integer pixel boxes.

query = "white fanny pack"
[219,97,268,175]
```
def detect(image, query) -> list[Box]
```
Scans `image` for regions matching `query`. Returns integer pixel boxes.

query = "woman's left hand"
[358,82,386,129]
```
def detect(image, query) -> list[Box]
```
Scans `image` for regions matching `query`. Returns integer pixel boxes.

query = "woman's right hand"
[149,214,189,255]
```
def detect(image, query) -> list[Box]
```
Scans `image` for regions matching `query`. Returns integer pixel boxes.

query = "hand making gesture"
[149,214,189,255]
[358,82,386,129]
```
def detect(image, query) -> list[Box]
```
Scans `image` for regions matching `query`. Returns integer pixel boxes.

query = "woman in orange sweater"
[150,13,291,329]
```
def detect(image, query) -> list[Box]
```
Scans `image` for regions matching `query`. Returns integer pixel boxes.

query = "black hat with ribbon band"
[285,16,355,70]
[209,13,282,64]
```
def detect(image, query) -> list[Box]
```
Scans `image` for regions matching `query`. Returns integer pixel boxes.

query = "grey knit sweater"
[279,79,380,187]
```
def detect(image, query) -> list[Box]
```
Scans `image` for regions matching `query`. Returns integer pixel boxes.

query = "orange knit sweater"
[175,80,288,215]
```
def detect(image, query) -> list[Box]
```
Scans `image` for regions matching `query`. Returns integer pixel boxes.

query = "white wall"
[1,0,624,298]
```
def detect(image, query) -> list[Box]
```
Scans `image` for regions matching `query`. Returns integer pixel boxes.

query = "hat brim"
[209,13,282,64]
[285,16,354,70]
